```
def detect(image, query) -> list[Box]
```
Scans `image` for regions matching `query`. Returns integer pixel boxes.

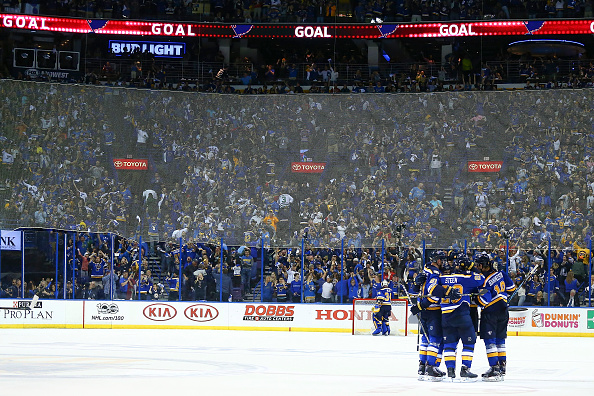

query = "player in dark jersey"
[429,255,490,382]
[463,252,481,334]
[372,280,393,335]
[476,253,516,381]
[410,251,449,380]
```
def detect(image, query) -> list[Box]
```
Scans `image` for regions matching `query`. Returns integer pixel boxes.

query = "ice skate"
[417,362,426,381]
[424,365,444,382]
[482,365,503,382]
[460,365,478,382]
[446,367,456,382]
[434,366,445,377]
[499,361,506,376]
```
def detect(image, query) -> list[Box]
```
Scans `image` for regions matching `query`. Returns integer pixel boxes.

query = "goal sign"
[352,298,408,336]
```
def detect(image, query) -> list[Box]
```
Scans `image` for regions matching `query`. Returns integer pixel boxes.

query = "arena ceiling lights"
[2,14,594,39]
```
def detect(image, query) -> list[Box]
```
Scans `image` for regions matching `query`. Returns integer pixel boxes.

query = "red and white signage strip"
[3,301,593,337]
[467,160,503,172]
[83,301,228,329]
[113,158,148,170]
[291,162,326,173]
[4,14,594,39]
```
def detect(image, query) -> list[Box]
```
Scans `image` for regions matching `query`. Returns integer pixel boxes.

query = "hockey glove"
[414,273,427,287]
[446,287,461,301]
[410,302,423,316]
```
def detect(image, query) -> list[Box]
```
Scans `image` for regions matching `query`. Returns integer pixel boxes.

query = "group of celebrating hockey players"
[406,250,515,383]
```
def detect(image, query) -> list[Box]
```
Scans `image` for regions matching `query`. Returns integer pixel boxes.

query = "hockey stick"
[399,280,424,350]
[0,294,39,311]
[409,290,488,299]
[507,264,539,305]
[399,273,428,348]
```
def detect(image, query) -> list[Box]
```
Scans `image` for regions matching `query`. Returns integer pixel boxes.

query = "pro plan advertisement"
[0,300,81,327]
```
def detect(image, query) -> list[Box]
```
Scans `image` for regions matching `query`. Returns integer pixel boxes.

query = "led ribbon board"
[2,15,594,38]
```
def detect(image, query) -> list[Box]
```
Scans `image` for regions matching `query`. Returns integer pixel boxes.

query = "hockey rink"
[0,329,592,395]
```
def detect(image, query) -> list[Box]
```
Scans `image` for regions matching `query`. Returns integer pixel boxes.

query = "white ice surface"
[0,329,592,396]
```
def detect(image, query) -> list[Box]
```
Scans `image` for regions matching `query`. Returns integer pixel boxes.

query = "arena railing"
[60,58,594,87]
[1,229,591,307]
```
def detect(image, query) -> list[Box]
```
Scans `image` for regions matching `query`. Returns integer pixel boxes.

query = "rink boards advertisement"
[2,300,594,336]
[507,307,593,336]
[0,300,81,328]
[82,302,369,331]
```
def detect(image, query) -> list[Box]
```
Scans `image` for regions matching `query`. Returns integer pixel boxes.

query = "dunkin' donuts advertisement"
[508,308,529,328]
[507,307,591,335]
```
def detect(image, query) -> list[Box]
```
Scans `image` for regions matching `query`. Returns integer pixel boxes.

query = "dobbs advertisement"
[229,304,348,330]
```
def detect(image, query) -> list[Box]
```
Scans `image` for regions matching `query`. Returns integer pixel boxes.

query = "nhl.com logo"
[97,303,119,314]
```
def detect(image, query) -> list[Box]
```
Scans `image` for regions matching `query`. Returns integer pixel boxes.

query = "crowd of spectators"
[1,77,594,305]
[4,0,594,23]
[2,235,592,307]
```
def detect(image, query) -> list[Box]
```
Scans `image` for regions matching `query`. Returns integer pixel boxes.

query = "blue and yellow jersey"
[423,263,441,281]
[481,270,516,312]
[241,255,254,268]
[423,276,442,311]
[371,279,381,298]
[171,248,181,263]
[526,280,542,298]
[276,283,288,298]
[376,286,392,305]
[167,277,179,292]
[90,260,105,279]
[436,272,488,316]
[139,280,152,294]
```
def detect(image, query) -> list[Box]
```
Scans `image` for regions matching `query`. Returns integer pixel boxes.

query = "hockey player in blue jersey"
[429,255,490,382]
[371,280,392,335]
[475,253,516,381]
[410,251,451,380]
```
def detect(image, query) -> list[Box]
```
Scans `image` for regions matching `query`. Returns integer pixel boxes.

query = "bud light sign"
[109,40,186,58]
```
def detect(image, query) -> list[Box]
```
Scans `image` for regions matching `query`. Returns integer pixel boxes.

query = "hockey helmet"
[455,254,474,273]
[441,260,454,274]
[475,253,494,273]
[447,250,459,262]
[432,250,447,262]
[381,279,389,288]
